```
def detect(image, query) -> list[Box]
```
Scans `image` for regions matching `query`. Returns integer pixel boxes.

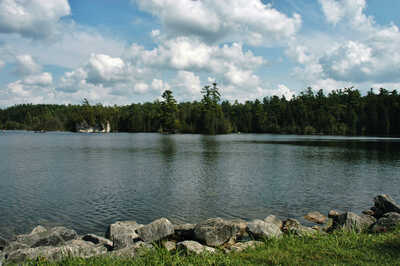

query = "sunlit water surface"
[1,131,400,238]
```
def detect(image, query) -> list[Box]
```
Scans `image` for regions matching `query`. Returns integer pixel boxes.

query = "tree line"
[1,84,400,136]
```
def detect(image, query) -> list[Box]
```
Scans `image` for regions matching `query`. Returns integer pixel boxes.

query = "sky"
[0,0,400,107]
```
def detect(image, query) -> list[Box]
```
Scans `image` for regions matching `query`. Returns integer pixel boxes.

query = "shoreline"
[1,194,400,264]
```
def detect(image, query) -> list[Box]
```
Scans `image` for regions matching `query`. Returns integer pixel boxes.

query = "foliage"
[1,86,400,136]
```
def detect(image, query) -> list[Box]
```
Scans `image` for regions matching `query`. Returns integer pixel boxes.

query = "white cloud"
[174,71,202,97]
[135,0,301,46]
[318,0,371,29]
[23,72,52,86]
[0,0,71,39]
[15,54,41,75]
[85,54,127,85]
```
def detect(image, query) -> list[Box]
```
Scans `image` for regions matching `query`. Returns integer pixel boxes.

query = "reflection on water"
[0,132,400,238]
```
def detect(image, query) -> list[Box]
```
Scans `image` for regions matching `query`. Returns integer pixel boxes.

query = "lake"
[1,131,400,238]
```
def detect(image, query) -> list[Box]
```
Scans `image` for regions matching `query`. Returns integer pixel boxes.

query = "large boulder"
[177,241,216,255]
[371,212,400,233]
[13,226,78,248]
[225,241,264,253]
[82,234,113,251]
[0,236,8,251]
[246,219,282,240]
[373,195,400,218]
[106,221,143,249]
[264,215,283,229]
[304,212,327,224]
[194,218,240,247]
[173,223,196,241]
[162,241,176,252]
[136,218,174,243]
[329,212,376,232]
[282,219,317,236]
[111,241,153,258]
[5,239,107,263]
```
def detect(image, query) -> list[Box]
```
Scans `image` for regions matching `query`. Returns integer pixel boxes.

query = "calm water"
[1,131,400,238]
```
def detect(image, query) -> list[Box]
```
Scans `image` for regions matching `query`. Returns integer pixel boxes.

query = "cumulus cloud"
[318,0,371,29]
[23,72,52,86]
[134,0,301,46]
[284,0,400,92]
[0,0,71,39]
[15,54,41,75]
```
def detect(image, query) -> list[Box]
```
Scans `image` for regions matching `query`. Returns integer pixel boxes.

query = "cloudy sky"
[0,0,400,106]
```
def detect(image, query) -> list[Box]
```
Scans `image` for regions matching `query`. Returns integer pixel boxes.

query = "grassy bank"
[18,228,400,266]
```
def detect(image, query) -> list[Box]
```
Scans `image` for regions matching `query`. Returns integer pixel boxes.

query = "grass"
[15,228,400,266]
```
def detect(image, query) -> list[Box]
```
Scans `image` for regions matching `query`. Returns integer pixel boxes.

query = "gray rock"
[246,219,282,240]
[162,241,176,252]
[371,212,400,233]
[194,218,240,247]
[328,210,341,218]
[110,241,153,258]
[82,234,113,250]
[226,219,248,239]
[31,225,47,234]
[264,215,283,229]
[304,212,327,224]
[6,239,107,263]
[177,241,216,255]
[15,226,78,248]
[106,221,143,249]
[226,241,264,253]
[374,194,400,218]
[173,223,195,240]
[136,218,174,243]
[3,241,29,253]
[0,236,7,251]
[282,219,317,236]
[329,212,376,233]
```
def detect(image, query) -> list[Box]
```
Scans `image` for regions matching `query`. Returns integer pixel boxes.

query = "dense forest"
[1,84,400,136]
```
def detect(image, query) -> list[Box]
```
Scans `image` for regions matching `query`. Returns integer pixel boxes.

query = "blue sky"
[0,0,400,106]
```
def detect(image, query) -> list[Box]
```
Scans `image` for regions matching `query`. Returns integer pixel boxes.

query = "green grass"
[16,228,400,266]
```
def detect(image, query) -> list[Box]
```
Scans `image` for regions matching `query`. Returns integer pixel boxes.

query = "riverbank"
[1,194,400,265]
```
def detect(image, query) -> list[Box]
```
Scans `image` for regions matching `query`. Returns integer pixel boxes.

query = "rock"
[111,241,153,258]
[304,212,327,224]
[82,234,113,250]
[0,236,8,251]
[371,212,400,233]
[173,223,195,240]
[5,240,107,263]
[177,241,216,255]
[374,194,400,218]
[162,241,176,252]
[328,210,341,218]
[136,218,174,243]
[31,225,47,234]
[282,219,317,236]
[362,209,375,216]
[3,241,29,253]
[226,219,248,239]
[194,218,240,247]
[246,219,282,240]
[106,221,143,249]
[329,212,376,233]
[226,241,263,253]
[15,226,78,248]
[264,215,283,229]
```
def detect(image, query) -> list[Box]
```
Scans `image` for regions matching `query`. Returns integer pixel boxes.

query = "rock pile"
[1,194,399,264]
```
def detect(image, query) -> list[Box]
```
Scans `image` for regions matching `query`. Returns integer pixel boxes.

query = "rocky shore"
[1,194,400,264]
